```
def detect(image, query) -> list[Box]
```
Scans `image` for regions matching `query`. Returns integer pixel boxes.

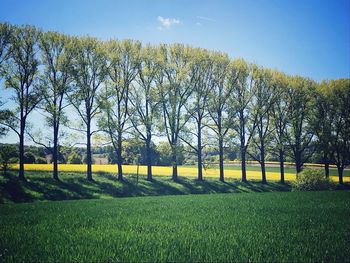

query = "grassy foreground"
[0,171,292,203]
[0,190,349,262]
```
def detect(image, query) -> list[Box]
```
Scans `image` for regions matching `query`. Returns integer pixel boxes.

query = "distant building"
[45,154,52,164]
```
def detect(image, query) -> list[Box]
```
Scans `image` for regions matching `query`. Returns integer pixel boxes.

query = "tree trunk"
[295,152,302,173]
[86,118,93,181]
[239,112,247,182]
[171,144,178,181]
[198,121,203,181]
[260,141,266,184]
[3,163,7,175]
[19,119,25,180]
[53,125,59,181]
[279,149,285,184]
[146,139,152,181]
[241,148,247,182]
[324,163,330,177]
[117,133,123,181]
[219,136,224,182]
[323,153,330,177]
[337,165,343,184]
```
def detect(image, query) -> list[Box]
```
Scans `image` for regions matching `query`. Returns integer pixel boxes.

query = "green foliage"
[83,154,95,165]
[293,169,334,191]
[286,76,317,172]
[328,79,350,177]
[156,141,184,166]
[0,22,13,69]
[0,188,349,262]
[67,36,107,126]
[0,23,350,183]
[0,144,18,173]
[35,157,47,164]
[24,145,47,158]
[122,138,159,165]
[67,152,82,164]
[23,152,36,164]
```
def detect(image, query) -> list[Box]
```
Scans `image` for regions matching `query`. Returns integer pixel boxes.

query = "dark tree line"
[0,23,349,184]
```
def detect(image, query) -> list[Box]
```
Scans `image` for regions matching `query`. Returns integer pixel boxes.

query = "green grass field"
[0,190,349,262]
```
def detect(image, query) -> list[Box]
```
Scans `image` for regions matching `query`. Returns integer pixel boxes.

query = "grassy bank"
[0,171,292,203]
[186,164,350,177]
[0,190,349,262]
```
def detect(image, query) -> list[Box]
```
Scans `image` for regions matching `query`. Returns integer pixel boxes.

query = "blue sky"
[1,0,349,80]
[0,0,349,144]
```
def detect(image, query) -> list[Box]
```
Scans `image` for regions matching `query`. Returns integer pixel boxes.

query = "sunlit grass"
[10,163,349,182]
[1,191,349,262]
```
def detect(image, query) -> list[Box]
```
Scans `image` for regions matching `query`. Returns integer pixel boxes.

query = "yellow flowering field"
[10,163,348,182]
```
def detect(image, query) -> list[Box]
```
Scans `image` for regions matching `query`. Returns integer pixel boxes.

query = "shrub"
[0,144,18,174]
[68,152,82,164]
[9,157,18,163]
[292,169,334,191]
[24,152,36,164]
[36,157,47,164]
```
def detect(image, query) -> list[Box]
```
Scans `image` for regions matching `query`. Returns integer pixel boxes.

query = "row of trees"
[0,23,349,183]
[0,141,187,168]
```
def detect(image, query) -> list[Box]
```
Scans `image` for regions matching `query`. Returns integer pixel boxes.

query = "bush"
[0,144,18,174]
[292,169,334,191]
[68,152,82,164]
[9,157,18,163]
[36,157,47,164]
[24,152,36,164]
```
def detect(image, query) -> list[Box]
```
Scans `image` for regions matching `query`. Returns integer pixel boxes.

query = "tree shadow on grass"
[174,177,232,194]
[239,180,292,192]
[140,178,184,196]
[0,171,292,203]
[175,177,291,194]
[0,172,34,203]
[0,172,97,203]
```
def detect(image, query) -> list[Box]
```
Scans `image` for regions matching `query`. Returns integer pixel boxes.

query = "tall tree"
[328,79,350,183]
[229,59,257,182]
[248,68,276,183]
[128,44,160,181]
[68,36,107,181]
[34,31,73,180]
[207,52,231,181]
[0,25,41,180]
[0,102,13,137]
[157,44,194,181]
[180,48,213,181]
[312,81,333,177]
[99,39,141,181]
[0,23,14,136]
[0,22,13,70]
[286,76,316,173]
[271,71,290,183]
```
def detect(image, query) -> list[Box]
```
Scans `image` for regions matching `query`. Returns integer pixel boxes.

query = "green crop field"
[0,190,349,262]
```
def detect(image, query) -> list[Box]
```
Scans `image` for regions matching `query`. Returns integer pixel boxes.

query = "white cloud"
[196,22,202,26]
[157,16,181,30]
[196,16,216,22]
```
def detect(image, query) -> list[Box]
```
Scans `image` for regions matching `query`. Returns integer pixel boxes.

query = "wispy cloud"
[157,16,181,30]
[196,16,216,22]
[196,22,202,26]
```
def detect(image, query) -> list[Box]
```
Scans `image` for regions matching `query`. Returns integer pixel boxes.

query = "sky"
[0,0,349,144]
